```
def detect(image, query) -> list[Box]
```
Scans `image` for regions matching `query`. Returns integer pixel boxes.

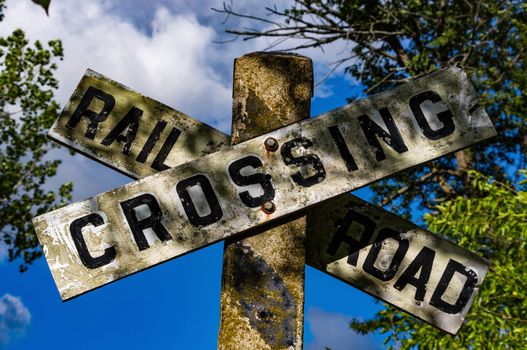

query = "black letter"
[358,107,408,161]
[326,209,376,266]
[410,91,455,140]
[362,228,409,281]
[281,137,326,187]
[228,155,275,207]
[120,193,172,251]
[66,86,115,139]
[101,107,142,155]
[430,259,478,314]
[136,120,168,163]
[328,125,358,171]
[393,246,436,301]
[176,174,223,227]
[151,127,181,171]
[70,213,116,269]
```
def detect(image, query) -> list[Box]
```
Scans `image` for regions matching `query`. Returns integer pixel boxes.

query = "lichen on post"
[217,52,313,350]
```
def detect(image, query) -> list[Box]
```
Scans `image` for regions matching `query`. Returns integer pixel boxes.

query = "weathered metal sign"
[33,67,495,305]
[306,194,488,334]
[48,69,229,178]
[44,67,490,333]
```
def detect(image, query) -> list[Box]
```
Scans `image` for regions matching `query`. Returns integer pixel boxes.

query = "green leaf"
[31,0,50,15]
[0,17,71,272]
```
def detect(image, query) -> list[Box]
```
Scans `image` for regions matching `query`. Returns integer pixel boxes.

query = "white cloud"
[305,308,378,350]
[2,0,235,132]
[0,0,356,204]
[0,0,253,201]
[2,1,354,129]
[0,294,31,345]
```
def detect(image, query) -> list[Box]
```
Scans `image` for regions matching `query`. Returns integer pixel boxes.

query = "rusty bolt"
[262,201,276,214]
[264,137,279,152]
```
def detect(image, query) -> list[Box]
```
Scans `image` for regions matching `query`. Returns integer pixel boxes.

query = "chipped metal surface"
[33,67,496,302]
[306,194,489,334]
[48,69,229,179]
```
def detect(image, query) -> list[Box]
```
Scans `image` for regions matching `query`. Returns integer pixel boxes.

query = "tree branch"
[381,169,439,206]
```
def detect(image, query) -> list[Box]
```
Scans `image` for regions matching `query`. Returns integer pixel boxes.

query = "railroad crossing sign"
[34,54,495,337]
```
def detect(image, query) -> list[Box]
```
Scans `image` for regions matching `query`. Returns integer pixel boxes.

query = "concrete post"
[217,52,313,349]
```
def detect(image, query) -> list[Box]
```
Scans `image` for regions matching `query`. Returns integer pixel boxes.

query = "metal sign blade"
[48,69,229,179]
[306,194,488,334]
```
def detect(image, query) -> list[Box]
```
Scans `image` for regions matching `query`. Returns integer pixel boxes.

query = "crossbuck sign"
[34,62,495,335]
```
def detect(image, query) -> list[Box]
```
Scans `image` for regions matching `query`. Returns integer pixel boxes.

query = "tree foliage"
[217,0,527,347]
[0,0,72,271]
[216,0,527,213]
[352,171,527,349]
[31,0,50,15]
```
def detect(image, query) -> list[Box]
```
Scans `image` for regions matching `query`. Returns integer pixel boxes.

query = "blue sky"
[1,1,386,348]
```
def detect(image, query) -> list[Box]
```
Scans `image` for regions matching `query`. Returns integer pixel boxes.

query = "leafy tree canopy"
[217,0,527,213]
[0,0,72,272]
[352,170,527,348]
[30,0,50,14]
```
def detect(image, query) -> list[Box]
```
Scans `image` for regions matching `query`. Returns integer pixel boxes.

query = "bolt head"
[262,201,276,214]
[264,137,279,152]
